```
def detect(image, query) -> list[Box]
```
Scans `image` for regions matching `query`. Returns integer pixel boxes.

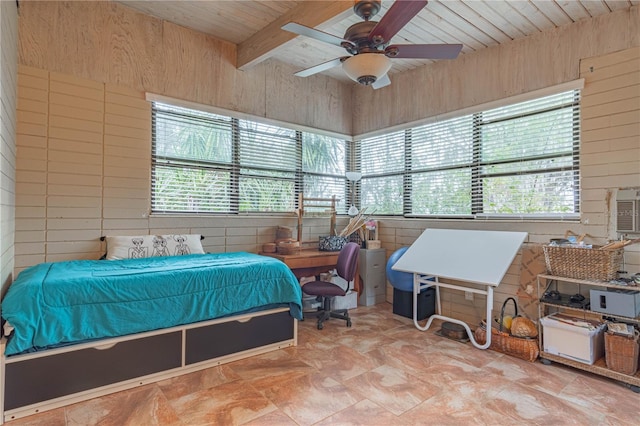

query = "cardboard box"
[590,288,640,318]
[518,243,546,319]
[540,313,606,364]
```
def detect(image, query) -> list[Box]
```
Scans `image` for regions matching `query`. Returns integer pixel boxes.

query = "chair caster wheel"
[317,323,323,330]
[346,319,352,327]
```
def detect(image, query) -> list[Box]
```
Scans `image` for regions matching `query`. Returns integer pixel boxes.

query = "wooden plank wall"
[353,6,639,136]
[15,66,48,269]
[14,66,349,273]
[46,72,105,261]
[580,46,640,267]
[0,0,18,297]
[16,0,353,137]
[102,84,152,235]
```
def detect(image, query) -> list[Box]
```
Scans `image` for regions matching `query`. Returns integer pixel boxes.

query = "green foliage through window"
[357,90,580,217]
[152,103,349,214]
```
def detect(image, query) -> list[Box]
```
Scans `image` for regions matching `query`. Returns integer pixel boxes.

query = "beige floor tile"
[293,343,378,382]
[166,380,276,425]
[157,364,241,401]
[400,389,509,425]
[314,399,400,426]
[65,385,181,426]
[558,372,640,425]
[261,371,362,425]
[482,380,605,425]
[343,364,441,416]
[240,409,299,426]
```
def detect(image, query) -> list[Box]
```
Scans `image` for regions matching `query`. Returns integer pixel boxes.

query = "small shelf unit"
[537,274,640,392]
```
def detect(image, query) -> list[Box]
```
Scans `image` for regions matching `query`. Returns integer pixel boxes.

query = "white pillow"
[105,234,205,260]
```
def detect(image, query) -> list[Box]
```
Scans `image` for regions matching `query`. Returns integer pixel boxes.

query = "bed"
[0,250,302,422]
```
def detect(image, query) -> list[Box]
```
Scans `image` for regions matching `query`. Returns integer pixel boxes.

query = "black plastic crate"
[393,287,435,320]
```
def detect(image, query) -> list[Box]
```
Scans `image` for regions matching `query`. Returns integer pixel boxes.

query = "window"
[359,131,405,215]
[237,120,298,212]
[152,102,349,214]
[152,103,234,213]
[358,89,581,218]
[302,133,347,204]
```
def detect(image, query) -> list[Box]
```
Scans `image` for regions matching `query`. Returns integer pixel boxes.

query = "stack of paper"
[607,323,635,337]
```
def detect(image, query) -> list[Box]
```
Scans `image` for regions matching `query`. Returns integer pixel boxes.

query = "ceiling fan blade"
[372,73,391,90]
[367,0,429,46]
[294,57,348,78]
[282,22,354,49]
[385,43,463,59]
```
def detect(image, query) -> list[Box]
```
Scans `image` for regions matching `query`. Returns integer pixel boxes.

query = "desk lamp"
[345,172,362,217]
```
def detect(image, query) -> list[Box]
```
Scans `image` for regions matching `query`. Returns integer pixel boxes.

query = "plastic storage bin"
[393,287,435,320]
[540,313,606,364]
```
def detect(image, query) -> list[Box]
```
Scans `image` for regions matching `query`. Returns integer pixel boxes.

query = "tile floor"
[7,303,639,425]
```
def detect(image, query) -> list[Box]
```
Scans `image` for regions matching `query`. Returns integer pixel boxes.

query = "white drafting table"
[392,228,528,349]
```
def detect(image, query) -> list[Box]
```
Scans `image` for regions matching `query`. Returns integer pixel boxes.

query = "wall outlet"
[465,291,474,301]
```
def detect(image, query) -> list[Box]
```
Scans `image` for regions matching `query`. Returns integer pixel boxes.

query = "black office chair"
[302,242,360,330]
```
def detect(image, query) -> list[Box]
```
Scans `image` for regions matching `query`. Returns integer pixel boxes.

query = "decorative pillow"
[105,234,205,260]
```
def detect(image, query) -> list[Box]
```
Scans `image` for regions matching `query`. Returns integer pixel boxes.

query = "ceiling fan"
[282,0,463,89]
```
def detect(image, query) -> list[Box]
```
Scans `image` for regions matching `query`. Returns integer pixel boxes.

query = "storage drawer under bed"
[185,309,294,365]
[4,331,182,411]
[2,308,297,420]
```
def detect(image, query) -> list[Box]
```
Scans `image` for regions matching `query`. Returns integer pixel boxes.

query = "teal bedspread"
[1,252,303,355]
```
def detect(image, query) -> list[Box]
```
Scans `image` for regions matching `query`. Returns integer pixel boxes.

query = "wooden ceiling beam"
[237,1,353,70]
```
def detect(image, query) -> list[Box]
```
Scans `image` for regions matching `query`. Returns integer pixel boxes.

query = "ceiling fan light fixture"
[342,53,392,86]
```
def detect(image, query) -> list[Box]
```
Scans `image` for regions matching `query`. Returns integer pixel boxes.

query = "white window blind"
[302,133,348,213]
[237,120,298,212]
[356,89,580,218]
[474,90,580,217]
[151,102,350,214]
[359,131,405,215]
[409,115,474,215]
[152,103,234,213]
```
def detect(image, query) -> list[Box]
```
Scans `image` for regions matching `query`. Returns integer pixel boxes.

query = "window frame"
[149,97,352,216]
[148,80,583,220]
[356,81,583,220]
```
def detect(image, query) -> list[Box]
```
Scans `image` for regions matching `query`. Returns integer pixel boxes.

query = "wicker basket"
[277,240,301,255]
[542,245,623,281]
[276,226,293,241]
[474,297,539,362]
[474,325,539,362]
[605,330,639,375]
[262,243,277,253]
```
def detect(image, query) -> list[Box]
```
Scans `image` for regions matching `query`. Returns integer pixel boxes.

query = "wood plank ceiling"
[116,0,638,84]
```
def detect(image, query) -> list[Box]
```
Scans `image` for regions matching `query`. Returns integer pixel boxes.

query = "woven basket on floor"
[605,330,639,375]
[474,297,539,362]
[474,326,539,362]
[542,245,623,281]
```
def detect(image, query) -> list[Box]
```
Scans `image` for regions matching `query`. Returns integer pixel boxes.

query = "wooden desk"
[262,249,360,293]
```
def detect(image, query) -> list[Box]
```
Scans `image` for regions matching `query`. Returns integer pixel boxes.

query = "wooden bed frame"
[0,307,297,423]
